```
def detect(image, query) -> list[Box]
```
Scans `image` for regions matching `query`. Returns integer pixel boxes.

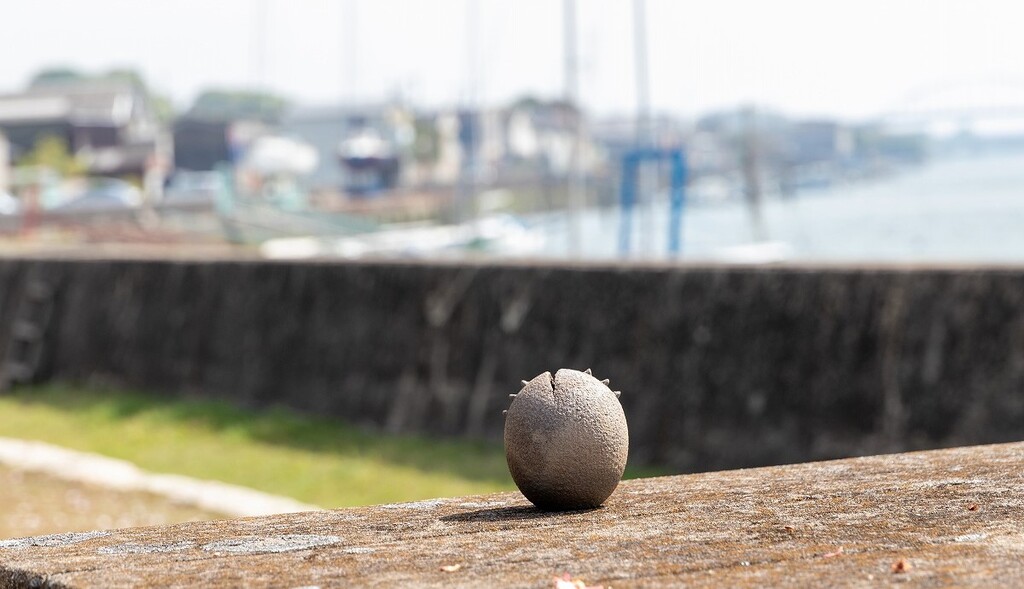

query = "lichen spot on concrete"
[201,534,342,554]
[380,499,448,510]
[458,500,507,509]
[0,531,110,549]
[342,547,376,554]
[98,541,194,555]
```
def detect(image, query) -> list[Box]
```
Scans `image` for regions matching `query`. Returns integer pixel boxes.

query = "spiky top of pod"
[503,368,628,511]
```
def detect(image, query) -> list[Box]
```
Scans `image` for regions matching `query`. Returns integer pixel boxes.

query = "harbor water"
[530,152,1024,264]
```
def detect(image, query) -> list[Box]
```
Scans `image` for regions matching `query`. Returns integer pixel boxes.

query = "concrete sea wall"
[1,257,1023,472]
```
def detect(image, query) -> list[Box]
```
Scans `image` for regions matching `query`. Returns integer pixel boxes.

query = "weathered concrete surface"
[3,442,1023,588]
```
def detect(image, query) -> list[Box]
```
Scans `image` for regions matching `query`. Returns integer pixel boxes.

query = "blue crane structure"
[618,147,688,257]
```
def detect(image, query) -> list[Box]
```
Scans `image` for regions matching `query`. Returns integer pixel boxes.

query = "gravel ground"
[0,465,223,540]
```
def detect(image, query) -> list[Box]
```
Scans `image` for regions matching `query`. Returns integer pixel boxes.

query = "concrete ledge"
[3,442,1023,588]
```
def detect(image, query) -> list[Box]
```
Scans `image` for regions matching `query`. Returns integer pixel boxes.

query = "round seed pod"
[503,368,628,511]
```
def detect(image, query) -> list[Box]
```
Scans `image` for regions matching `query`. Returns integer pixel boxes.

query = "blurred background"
[1,0,1022,262]
[3,0,1024,542]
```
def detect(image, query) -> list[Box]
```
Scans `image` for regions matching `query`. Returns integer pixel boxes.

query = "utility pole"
[345,0,359,103]
[564,0,584,256]
[633,0,651,146]
[0,133,8,195]
[741,106,767,242]
[254,0,268,91]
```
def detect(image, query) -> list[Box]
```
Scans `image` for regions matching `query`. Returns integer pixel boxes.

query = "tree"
[28,67,84,88]
[17,135,86,177]
[187,90,288,123]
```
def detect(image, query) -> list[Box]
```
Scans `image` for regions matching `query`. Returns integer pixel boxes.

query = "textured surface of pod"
[503,368,629,511]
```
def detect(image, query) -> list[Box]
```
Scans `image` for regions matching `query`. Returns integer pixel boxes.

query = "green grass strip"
[0,384,660,508]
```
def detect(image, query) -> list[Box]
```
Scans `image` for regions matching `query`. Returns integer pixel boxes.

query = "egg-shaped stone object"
[503,368,628,511]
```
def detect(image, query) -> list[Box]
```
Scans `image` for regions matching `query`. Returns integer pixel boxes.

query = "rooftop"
[0,80,141,127]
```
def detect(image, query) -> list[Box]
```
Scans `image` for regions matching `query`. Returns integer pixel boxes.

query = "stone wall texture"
[2,257,1023,472]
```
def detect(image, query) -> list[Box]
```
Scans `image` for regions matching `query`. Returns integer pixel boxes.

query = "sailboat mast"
[455,0,480,223]
[633,0,651,146]
[565,0,584,256]
[632,0,655,254]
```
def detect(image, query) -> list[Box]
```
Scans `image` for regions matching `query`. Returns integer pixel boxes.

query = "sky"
[4,0,1024,121]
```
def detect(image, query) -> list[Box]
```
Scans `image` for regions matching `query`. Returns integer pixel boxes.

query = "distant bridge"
[874,78,1024,133]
